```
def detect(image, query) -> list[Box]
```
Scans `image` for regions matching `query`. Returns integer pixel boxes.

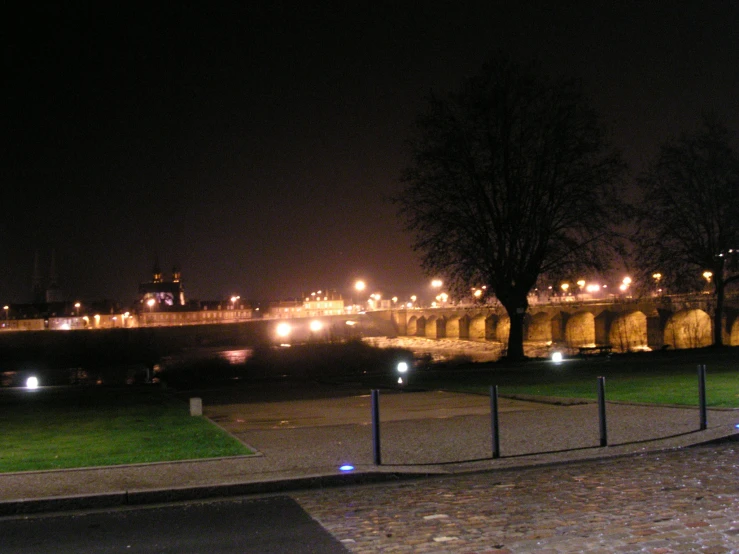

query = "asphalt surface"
[0,496,349,553]
[1,386,737,519]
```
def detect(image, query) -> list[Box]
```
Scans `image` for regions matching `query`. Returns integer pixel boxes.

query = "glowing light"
[473,289,483,298]
[552,352,563,363]
[26,376,39,389]
[586,284,600,293]
[703,271,713,282]
[561,283,569,292]
[577,280,586,288]
[309,320,323,332]
[276,322,291,338]
[397,362,409,373]
[431,279,443,288]
[652,273,662,281]
[410,295,417,302]
[622,276,632,285]
[354,280,366,292]
[398,377,404,384]
[339,464,355,472]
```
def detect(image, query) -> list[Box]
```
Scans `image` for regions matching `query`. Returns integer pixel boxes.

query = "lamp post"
[3,305,8,321]
[354,280,366,311]
[652,273,662,295]
[74,302,81,316]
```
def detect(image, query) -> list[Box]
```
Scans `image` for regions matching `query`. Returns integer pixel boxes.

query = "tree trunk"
[713,278,725,347]
[501,297,528,361]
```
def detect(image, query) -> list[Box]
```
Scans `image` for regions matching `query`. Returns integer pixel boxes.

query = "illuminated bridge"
[373,294,739,351]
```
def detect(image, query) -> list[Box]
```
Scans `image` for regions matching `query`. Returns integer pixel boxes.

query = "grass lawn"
[0,387,253,473]
[406,347,739,407]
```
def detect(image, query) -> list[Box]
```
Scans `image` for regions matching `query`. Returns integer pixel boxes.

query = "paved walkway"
[0,391,737,517]
[295,440,739,553]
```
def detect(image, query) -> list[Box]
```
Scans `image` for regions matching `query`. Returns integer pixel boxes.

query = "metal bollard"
[371,389,381,465]
[597,377,607,447]
[698,364,707,431]
[490,385,500,459]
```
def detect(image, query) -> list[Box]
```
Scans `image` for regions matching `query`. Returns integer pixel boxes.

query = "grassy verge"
[397,347,739,408]
[0,387,253,473]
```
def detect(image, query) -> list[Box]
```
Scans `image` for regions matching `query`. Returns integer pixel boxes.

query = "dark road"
[0,496,348,554]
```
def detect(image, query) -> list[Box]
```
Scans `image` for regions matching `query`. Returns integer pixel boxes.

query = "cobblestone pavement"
[292,440,739,553]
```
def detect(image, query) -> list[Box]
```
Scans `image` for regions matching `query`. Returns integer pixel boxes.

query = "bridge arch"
[407,315,425,337]
[425,315,446,339]
[664,309,712,349]
[731,317,739,346]
[565,312,596,347]
[445,314,469,339]
[496,314,510,343]
[527,312,553,342]
[609,310,648,352]
[468,313,487,340]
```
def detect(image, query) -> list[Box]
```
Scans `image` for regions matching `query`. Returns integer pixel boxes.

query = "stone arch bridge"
[380,295,739,352]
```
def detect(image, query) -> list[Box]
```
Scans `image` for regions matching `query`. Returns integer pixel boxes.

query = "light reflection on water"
[217,349,252,365]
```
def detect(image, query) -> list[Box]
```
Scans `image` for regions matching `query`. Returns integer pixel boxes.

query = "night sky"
[3,2,738,306]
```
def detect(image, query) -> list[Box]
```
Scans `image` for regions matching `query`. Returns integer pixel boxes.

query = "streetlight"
[74,302,81,316]
[431,279,443,289]
[652,273,662,295]
[354,280,366,293]
[619,276,632,293]
[147,297,156,312]
[703,270,713,283]
[3,305,8,321]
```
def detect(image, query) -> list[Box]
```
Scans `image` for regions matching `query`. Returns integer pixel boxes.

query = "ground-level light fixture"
[551,352,563,363]
[397,361,409,386]
[276,322,291,338]
[26,376,39,390]
[309,320,323,332]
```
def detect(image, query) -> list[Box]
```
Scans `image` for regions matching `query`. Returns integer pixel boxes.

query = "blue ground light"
[339,465,355,472]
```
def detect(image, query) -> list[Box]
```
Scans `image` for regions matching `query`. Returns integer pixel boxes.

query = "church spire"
[152,254,162,283]
[32,251,44,303]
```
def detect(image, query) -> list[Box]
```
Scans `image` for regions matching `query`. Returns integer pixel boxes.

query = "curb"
[3,431,737,518]
[0,471,433,517]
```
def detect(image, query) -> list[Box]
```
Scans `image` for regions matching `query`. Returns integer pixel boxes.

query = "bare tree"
[396,55,626,360]
[634,117,739,346]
